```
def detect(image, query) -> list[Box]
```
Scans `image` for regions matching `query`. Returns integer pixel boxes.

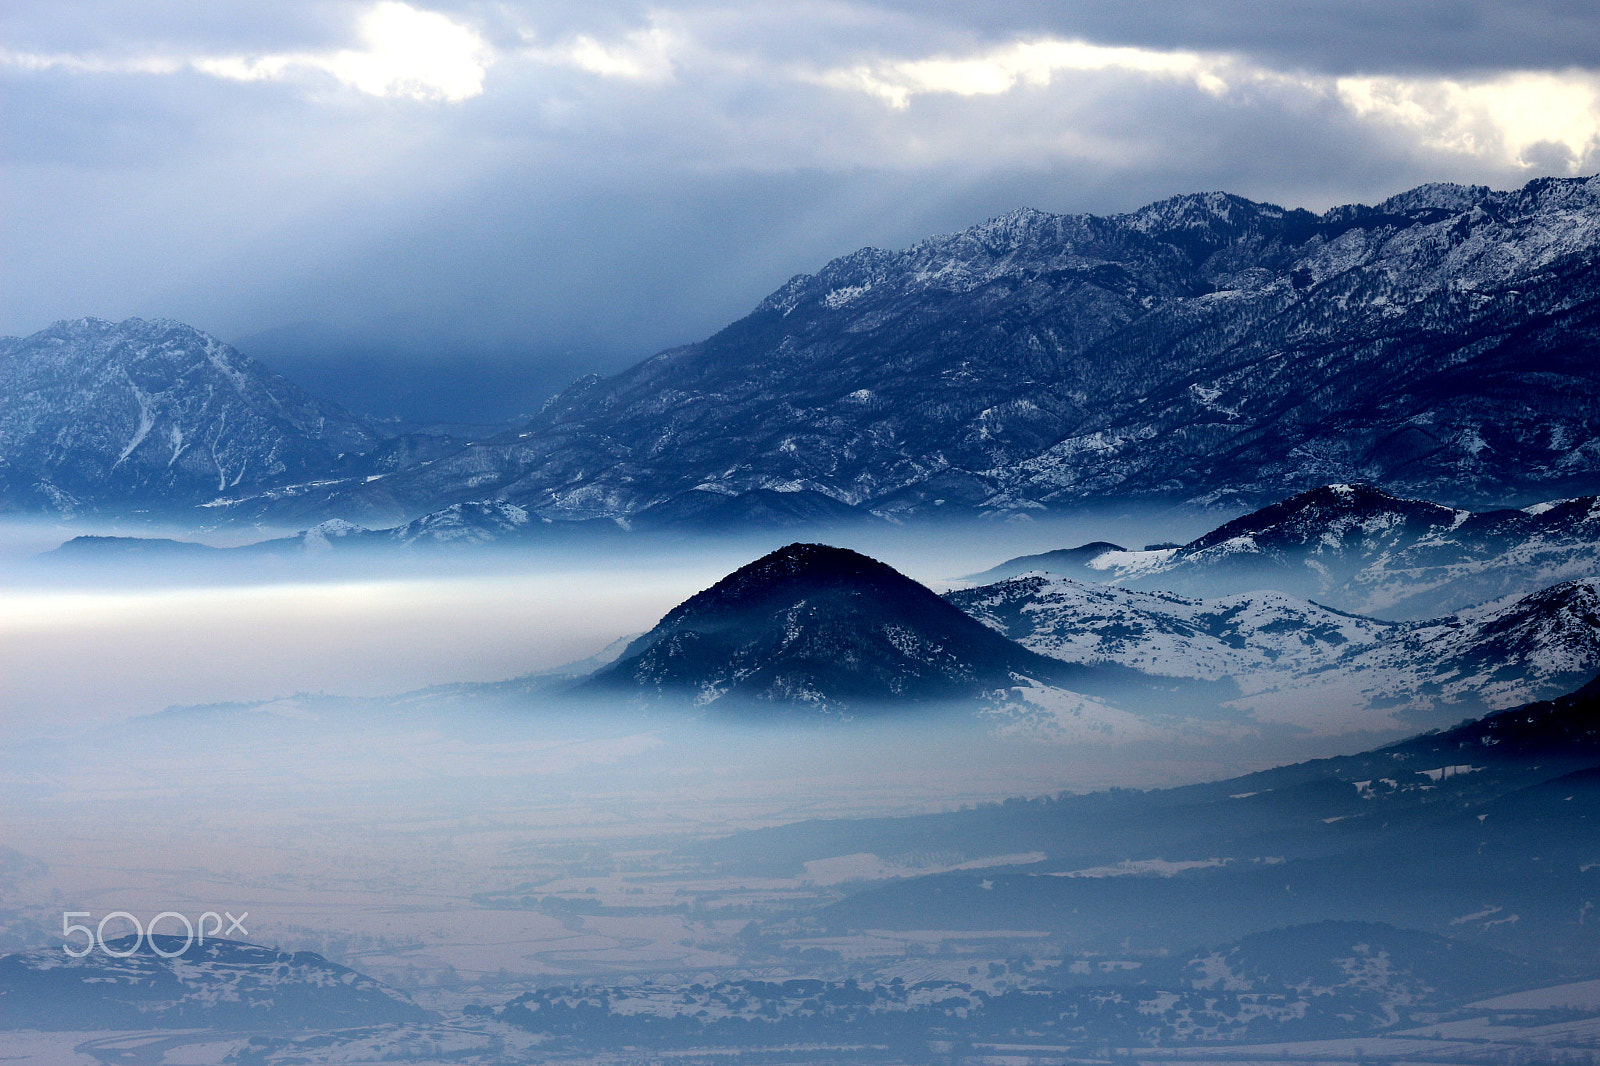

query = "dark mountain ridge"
[580,542,1143,712]
[693,672,1600,866]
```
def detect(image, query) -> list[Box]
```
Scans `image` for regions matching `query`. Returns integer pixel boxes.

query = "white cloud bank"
[556,24,683,83]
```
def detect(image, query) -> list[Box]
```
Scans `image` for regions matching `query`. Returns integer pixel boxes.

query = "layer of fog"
[1,688,1308,978]
[0,505,1218,737]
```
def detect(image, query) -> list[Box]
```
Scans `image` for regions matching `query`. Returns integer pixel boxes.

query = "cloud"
[862,0,1600,80]
[0,50,185,76]
[9,3,1600,177]
[3,1,494,102]
[554,23,682,83]
[212,1,493,102]
[1337,70,1600,171]
[807,38,1238,110]
[802,32,1600,175]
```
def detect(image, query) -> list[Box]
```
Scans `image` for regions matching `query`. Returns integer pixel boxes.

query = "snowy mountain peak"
[1125,189,1286,234]
[1466,579,1600,651]
[979,483,1600,620]
[1188,483,1467,554]
[389,499,534,544]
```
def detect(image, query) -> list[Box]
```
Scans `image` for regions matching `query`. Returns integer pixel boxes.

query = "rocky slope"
[0,317,385,514]
[950,569,1600,730]
[949,575,1393,682]
[271,175,1600,526]
[1231,578,1600,726]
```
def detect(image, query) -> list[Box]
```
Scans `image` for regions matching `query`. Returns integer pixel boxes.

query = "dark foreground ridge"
[580,542,1118,711]
[682,670,1600,966]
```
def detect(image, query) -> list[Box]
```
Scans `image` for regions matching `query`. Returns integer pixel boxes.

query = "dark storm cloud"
[867,0,1600,77]
[4,0,1598,420]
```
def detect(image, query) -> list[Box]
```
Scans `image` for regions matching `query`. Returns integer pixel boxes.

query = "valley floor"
[9,983,1600,1066]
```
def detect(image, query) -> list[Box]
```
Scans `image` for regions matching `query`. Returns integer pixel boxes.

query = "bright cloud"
[203,1,492,102]
[811,38,1237,109]
[5,1,493,102]
[0,51,184,76]
[1337,70,1600,171]
[559,25,682,83]
[318,1,492,101]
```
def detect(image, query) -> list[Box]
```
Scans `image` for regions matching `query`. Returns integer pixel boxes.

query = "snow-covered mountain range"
[947,575,1396,683]
[9,175,1600,526]
[242,174,1600,526]
[0,317,482,518]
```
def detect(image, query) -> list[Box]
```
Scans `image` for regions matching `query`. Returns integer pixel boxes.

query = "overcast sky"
[6,1,1600,420]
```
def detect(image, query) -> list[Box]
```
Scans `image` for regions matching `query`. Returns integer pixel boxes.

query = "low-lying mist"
[0,506,1217,735]
[1,689,1292,985]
